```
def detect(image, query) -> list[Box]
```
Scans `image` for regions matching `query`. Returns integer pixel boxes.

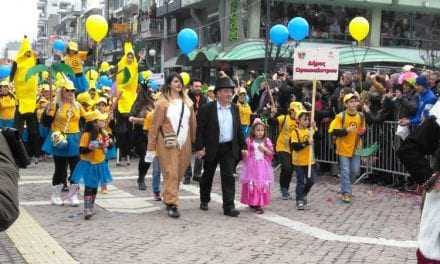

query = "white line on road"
[180,185,418,248]
[6,207,78,264]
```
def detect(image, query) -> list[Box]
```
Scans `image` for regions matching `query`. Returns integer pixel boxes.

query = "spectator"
[0,131,19,231]
[408,76,437,127]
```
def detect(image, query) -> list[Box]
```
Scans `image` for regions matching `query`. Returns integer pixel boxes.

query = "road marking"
[180,184,418,248]
[6,207,78,264]
[20,195,200,206]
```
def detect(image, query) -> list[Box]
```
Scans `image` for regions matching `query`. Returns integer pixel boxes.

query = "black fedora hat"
[215,77,235,92]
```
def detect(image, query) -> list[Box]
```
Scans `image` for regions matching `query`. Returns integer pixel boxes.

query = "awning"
[164,56,181,69]
[338,46,425,65]
[176,44,221,65]
[216,40,291,61]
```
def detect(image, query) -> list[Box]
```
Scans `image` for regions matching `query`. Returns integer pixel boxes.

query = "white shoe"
[51,185,63,206]
[65,184,80,207]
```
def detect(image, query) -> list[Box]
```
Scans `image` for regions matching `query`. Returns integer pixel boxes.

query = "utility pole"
[264,0,271,76]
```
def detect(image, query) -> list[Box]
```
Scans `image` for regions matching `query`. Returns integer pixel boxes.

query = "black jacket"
[0,133,19,232]
[195,101,245,162]
[188,90,208,116]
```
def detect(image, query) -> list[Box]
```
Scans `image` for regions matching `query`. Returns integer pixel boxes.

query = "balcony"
[139,18,164,39]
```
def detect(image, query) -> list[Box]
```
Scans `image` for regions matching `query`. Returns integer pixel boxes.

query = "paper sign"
[293,48,339,81]
[150,73,165,85]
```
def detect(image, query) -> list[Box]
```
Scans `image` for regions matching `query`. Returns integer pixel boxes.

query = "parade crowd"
[3,35,440,263]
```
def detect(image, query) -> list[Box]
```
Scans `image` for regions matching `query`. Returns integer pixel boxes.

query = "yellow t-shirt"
[64,51,88,74]
[49,103,84,133]
[0,95,16,120]
[238,102,252,126]
[80,132,105,164]
[291,127,315,166]
[275,115,297,153]
[143,111,154,131]
[329,111,365,158]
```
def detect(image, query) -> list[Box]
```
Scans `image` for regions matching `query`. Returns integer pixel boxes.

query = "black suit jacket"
[196,101,245,162]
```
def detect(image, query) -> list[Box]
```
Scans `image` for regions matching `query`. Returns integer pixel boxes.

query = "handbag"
[1,127,30,168]
[161,101,184,149]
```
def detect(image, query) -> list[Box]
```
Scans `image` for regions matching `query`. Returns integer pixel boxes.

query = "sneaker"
[65,184,80,207]
[281,188,290,200]
[296,200,305,210]
[341,194,352,204]
[167,205,180,218]
[153,192,161,201]
[51,185,63,206]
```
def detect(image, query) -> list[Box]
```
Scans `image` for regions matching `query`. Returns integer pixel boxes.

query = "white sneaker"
[65,184,80,207]
[51,185,63,206]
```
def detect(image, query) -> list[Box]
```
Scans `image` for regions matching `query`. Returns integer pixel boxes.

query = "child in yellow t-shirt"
[71,110,113,220]
[291,111,316,210]
[237,88,253,138]
[328,93,366,204]
[0,79,16,128]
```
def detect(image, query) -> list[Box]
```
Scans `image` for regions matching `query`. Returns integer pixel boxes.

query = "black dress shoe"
[137,181,147,191]
[224,209,240,217]
[200,202,208,211]
[167,206,180,218]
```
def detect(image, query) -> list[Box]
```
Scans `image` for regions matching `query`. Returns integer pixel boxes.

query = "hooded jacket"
[0,133,19,231]
[9,36,38,114]
[411,88,437,126]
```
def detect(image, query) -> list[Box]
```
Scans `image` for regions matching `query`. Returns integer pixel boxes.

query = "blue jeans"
[152,157,161,193]
[339,156,360,195]
[295,166,315,202]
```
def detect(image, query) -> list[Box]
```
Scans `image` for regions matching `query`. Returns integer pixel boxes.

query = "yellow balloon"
[180,72,190,86]
[142,70,153,80]
[86,15,108,43]
[349,17,370,42]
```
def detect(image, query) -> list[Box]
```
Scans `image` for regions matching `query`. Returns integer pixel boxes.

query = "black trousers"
[15,112,40,158]
[278,151,293,190]
[115,112,132,159]
[200,143,236,211]
[52,156,79,186]
[134,128,151,182]
[84,187,98,196]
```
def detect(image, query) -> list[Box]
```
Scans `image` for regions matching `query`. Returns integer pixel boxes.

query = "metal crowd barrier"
[314,121,410,184]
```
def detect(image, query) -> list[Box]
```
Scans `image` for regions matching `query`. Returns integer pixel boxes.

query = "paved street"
[1,159,421,264]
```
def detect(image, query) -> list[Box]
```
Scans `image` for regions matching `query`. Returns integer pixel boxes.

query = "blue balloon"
[177,28,198,55]
[52,39,66,52]
[270,24,289,46]
[148,80,160,92]
[0,65,11,79]
[288,17,309,41]
[98,75,113,88]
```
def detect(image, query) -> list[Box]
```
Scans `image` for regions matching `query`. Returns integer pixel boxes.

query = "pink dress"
[240,137,274,206]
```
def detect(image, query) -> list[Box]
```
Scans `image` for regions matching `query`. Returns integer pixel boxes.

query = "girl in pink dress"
[240,118,274,214]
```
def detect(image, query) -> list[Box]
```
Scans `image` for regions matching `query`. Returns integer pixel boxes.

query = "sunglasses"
[64,89,75,93]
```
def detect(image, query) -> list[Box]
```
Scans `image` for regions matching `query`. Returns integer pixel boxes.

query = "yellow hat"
[289,102,305,113]
[76,92,93,105]
[62,80,75,91]
[84,110,106,123]
[343,93,358,104]
[68,41,79,51]
[97,97,108,105]
[238,87,247,95]
[207,86,215,92]
[100,61,111,73]
[296,110,310,119]
[0,79,9,86]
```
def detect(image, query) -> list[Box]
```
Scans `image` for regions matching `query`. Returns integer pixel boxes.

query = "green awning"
[179,44,221,63]
[216,40,291,61]
[338,46,425,65]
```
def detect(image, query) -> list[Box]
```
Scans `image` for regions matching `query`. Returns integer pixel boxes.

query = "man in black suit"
[184,79,208,184]
[196,77,246,217]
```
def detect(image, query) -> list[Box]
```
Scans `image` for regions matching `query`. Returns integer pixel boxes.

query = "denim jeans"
[152,157,161,193]
[339,155,360,195]
[295,166,315,202]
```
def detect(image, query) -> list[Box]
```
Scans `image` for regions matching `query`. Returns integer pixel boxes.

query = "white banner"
[150,73,165,85]
[293,48,339,81]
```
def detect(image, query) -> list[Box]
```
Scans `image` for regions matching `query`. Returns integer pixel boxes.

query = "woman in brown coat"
[147,73,196,218]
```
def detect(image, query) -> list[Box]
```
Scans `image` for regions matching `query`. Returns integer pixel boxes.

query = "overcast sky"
[0,0,38,50]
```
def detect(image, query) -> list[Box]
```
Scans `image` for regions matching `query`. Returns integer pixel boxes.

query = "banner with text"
[293,48,339,81]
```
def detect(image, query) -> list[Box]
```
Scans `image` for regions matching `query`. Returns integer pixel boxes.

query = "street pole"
[264,0,271,76]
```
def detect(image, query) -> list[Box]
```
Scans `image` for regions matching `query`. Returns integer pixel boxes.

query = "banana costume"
[116,42,138,114]
[12,36,38,114]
